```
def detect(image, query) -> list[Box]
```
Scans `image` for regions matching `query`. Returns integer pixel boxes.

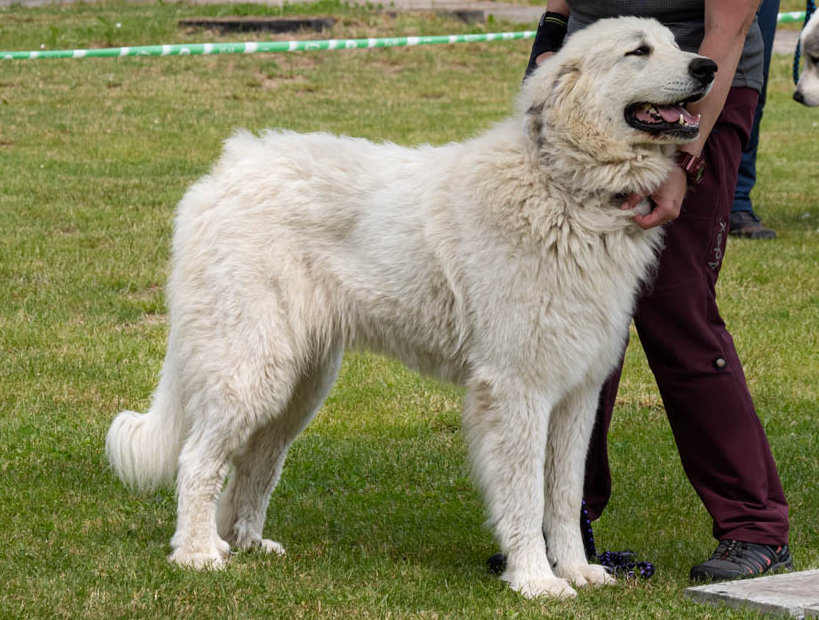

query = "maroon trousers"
[583,88,789,545]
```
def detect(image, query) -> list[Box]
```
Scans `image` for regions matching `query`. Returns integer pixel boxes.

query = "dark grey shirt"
[564,0,764,91]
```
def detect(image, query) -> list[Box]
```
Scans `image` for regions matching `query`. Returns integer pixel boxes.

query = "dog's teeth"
[678,114,685,125]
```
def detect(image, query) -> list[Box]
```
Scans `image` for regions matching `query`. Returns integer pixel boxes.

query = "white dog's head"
[521,17,716,155]
[794,12,819,106]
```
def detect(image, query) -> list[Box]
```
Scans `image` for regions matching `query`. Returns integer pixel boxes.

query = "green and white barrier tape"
[0,11,807,61]
[1,31,534,61]
[777,10,809,24]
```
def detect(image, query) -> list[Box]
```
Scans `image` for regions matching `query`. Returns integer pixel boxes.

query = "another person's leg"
[730,0,780,239]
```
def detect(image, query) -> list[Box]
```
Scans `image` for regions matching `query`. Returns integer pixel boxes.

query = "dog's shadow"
[263,425,491,570]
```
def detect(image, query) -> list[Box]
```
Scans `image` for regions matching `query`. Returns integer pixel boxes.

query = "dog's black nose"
[794,90,805,104]
[689,58,718,86]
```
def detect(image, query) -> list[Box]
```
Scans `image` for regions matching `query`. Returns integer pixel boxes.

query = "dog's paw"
[226,527,287,556]
[257,538,286,556]
[558,563,615,588]
[169,539,231,569]
[502,571,577,599]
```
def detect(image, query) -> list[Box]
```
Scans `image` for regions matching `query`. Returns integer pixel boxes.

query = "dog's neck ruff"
[534,136,673,202]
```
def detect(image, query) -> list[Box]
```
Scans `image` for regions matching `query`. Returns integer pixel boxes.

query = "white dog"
[795,10,819,106]
[106,17,715,599]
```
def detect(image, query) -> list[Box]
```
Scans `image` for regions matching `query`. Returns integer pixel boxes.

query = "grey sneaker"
[690,539,793,583]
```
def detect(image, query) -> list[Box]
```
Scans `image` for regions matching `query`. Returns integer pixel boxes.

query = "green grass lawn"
[0,2,817,618]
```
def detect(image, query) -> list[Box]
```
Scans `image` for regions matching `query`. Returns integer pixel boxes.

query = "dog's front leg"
[543,382,614,588]
[463,377,576,599]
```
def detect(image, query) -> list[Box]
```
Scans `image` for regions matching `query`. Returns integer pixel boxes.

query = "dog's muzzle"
[623,57,716,141]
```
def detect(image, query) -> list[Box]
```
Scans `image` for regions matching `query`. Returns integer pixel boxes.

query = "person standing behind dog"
[525,0,792,582]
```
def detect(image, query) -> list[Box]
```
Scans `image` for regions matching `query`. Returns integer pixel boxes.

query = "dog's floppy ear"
[547,58,582,109]
[522,57,582,149]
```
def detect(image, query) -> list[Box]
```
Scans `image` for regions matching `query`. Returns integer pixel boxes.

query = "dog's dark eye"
[626,45,651,57]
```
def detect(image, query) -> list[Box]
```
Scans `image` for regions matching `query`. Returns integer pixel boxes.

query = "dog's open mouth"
[625,101,701,138]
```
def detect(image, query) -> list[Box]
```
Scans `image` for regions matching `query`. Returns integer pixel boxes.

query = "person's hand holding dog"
[620,166,688,229]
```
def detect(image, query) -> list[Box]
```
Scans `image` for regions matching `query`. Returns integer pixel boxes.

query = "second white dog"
[795,10,819,105]
[107,17,715,599]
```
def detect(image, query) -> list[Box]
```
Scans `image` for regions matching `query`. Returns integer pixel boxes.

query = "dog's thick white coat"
[107,18,710,599]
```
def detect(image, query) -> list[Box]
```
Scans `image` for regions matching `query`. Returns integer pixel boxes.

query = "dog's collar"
[676,151,706,186]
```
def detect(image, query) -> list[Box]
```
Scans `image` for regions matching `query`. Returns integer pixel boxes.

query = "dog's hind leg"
[216,343,344,555]
[169,418,236,569]
[168,348,305,569]
[463,377,576,599]
[543,381,614,588]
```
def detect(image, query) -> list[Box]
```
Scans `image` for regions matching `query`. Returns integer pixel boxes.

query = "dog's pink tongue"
[658,104,699,125]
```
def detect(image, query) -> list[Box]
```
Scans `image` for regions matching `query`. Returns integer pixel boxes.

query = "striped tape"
[1,31,534,61]
[0,11,807,61]
[778,10,809,24]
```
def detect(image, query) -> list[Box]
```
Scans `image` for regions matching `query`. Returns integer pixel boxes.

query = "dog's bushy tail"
[106,353,186,492]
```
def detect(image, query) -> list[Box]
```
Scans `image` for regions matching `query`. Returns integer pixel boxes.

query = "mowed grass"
[0,3,817,618]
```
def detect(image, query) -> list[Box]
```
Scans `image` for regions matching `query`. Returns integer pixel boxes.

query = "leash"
[794,0,818,85]
[486,502,655,579]
[580,501,655,579]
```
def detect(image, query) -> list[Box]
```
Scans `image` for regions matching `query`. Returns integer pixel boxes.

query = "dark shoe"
[487,552,506,575]
[690,540,793,583]
[729,211,776,240]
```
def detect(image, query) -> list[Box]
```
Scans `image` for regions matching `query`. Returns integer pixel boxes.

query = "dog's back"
[173,130,473,380]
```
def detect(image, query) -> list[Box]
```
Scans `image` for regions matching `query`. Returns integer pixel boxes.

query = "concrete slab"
[686,569,819,618]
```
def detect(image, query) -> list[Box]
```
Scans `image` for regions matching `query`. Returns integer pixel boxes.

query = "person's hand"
[621,165,688,229]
